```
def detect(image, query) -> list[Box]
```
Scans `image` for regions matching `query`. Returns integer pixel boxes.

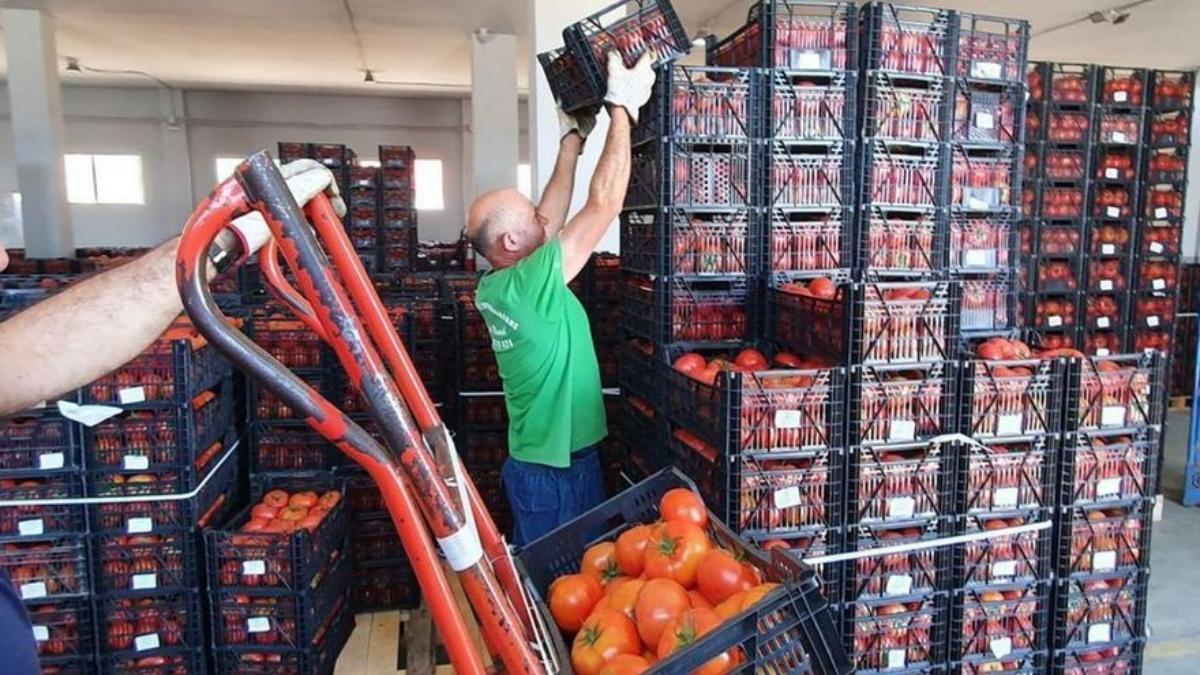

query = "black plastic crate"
[1025,143,1090,183]
[516,468,851,675]
[1052,638,1143,675]
[208,474,347,593]
[454,347,500,392]
[101,647,205,674]
[626,140,754,211]
[458,428,508,468]
[214,601,354,675]
[951,82,1024,146]
[277,142,310,163]
[98,590,204,658]
[960,350,1066,439]
[212,552,351,651]
[1080,293,1128,338]
[619,207,754,278]
[1052,568,1148,655]
[88,442,239,535]
[457,392,508,430]
[1129,291,1177,334]
[954,12,1029,85]
[772,280,959,365]
[1062,351,1164,434]
[861,74,948,144]
[858,142,944,211]
[1058,430,1159,509]
[84,334,232,408]
[1026,62,1098,107]
[952,512,1053,589]
[1148,108,1191,148]
[1,535,89,603]
[250,424,343,473]
[707,1,858,72]
[0,412,82,476]
[1020,292,1081,334]
[1143,181,1186,226]
[348,517,406,564]
[1143,145,1189,186]
[538,46,596,114]
[764,144,856,211]
[247,307,334,371]
[92,529,198,598]
[857,207,946,276]
[1031,181,1089,224]
[621,274,751,347]
[957,436,1055,519]
[950,146,1020,215]
[1021,254,1084,295]
[861,2,953,78]
[1133,256,1181,295]
[765,208,853,275]
[1150,70,1195,110]
[1087,221,1136,260]
[28,597,96,670]
[844,589,949,673]
[0,473,87,541]
[847,440,954,523]
[765,69,857,145]
[351,558,421,612]
[841,518,953,605]
[1096,109,1145,147]
[1026,106,1096,146]
[614,395,669,479]
[1054,501,1152,579]
[86,383,234,477]
[617,338,666,408]
[1099,66,1150,108]
[950,581,1051,670]
[959,275,1018,334]
[634,64,756,146]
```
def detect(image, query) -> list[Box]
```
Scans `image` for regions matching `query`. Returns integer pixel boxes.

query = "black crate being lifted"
[708,1,858,73]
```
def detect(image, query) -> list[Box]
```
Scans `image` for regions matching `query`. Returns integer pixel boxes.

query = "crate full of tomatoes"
[956,436,1054,517]
[860,3,953,78]
[1058,431,1159,509]
[620,209,754,279]
[517,468,850,675]
[849,362,959,447]
[214,602,355,675]
[207,475,347,594]
[0,412,82,477]
[960,337,1066,439]
[98,590,204,662]
[0,473,87,541]
[707,1,857,72]
[92,529,198,598]
[1061,351,1164,434]
[27,597,95,673]
[622,275,750,347]
[633,65,756,146]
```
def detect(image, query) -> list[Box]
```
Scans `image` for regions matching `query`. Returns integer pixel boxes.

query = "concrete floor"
[1145,410,1200,673]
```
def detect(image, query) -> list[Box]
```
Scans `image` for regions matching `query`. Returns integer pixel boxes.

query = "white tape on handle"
[434,428,484,572]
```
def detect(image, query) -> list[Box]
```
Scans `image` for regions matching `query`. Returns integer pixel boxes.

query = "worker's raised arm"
[0,159,344,417]
[559,53,656,283]
[537,112,594,238]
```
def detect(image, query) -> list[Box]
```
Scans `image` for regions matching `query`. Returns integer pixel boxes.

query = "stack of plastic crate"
[206,474,354,673]
[378,145,418,273]
[278,142,357,196]
[345,165,382,272]
[948,13,1028,338]
[84,316,242,673]
[1051,351,1165,673]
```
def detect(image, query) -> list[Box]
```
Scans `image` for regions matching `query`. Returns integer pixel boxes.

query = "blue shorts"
[501,445,606,547]
[0,569,39,675]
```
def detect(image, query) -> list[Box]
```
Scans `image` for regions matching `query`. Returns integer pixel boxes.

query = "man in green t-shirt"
[465,52,655,546]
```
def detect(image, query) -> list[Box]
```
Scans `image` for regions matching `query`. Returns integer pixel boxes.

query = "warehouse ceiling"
[0,0,1194,96]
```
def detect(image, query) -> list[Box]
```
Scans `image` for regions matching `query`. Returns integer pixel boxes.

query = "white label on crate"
[20,582,46,600]
[796,51,823,70]
[131,573,157,591]
[1088,623,1113,644]
[1147,315,1161,328]
[38,453,64,470]
[134,634,160,652]
[126,517,153,534]
[992,560,1018,578]
[968,195,992,210]
[974,111,996,130]
[1101,244,1117,255]
[973,61,1003,79]
[31,626,48,642]
[1101,405,1127,428]
[1098,477,1123,499]
[887,649,907,670]
[1112,131,1129,144]
[1105,167,1121,179]
[118,386,146,405]
[997,413,1024,436]
[1093,550,1118,573]
[885,574,913,596]
[1114,90,1129,103]
[1150,242,1166,254]
[1152,278,1167,291]
[775,410,803,429]
[990,637,1014,658]
[123,454,150,471]
[1100,279,1115,292]
[1097,348,1112,356]
[1098,317,1112,329]
[1048,315,1063,327]
[774,486,802,510]
[242,560,266,576]
[1155,207,1170,219]
[964,249,992,267]
[889,420,916,442]
[247,617,271,634]
[888,497,916,520]
[1106,206,1122,218]
[994,487,1020,509]
[18,519,44,537]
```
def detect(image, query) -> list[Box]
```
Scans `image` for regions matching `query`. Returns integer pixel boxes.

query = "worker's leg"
[0,570,40,675]
[564,445,606,517]
[501,457,567,547]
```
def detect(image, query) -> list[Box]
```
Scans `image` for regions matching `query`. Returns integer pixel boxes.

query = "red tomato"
[596,577,646,619]
[250,504,278,521]
[615,524,655,577]
[288,491,318,508]
[549,574,604,633]
[277,505,309,521]
[673,353,705,375]
[643,521,712,588]
[571,608,642,675]
[598,654,652,675]
[634,578,690,650]
[695,549,755,605]
[734,349,768,371]
[772,352,804,369]
[659,489,708,529]
[687,590,713,610]
[581,542,622,585]
[261,490,289,509]
[656,608,743,675]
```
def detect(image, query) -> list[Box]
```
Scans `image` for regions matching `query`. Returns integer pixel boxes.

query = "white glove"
[603,51,656,123]
[227,158,347,257]
[558,108,597,143]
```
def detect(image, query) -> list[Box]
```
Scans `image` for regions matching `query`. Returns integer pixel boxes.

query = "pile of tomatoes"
[1041,186,1085,219]
[546,489,779,675]
[236,488,340,536]
[1050,71,1092,104]
[1153,74,1193,108]
[1150,112,1189,145]
[1102,73,1145,106]
[104,595,191,653]
[0,477,78,537]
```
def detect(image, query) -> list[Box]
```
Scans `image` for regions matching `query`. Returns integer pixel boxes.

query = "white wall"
[0,84,530,248]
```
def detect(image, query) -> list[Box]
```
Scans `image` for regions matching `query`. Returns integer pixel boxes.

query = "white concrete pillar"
[527,0,620,252]
[470,32,519,200]
[2,7,73,257]
[159,89,194,238]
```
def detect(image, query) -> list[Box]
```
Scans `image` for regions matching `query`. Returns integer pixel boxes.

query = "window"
[214,157,243,181]
[415,159,444,211]
[65,154,144,204]
[517,163,532,199]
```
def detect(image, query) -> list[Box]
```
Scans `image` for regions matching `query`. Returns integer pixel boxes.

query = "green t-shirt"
[474,239,608,468]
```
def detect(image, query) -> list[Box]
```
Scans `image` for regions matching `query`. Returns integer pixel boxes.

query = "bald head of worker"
[466,188,548,270]
[0,247,8,273]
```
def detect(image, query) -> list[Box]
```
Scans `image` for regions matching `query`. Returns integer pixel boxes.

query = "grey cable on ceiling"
[1034,0,1158,37]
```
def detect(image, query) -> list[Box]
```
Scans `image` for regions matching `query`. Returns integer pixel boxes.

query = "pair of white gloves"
[559,51,657,143]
